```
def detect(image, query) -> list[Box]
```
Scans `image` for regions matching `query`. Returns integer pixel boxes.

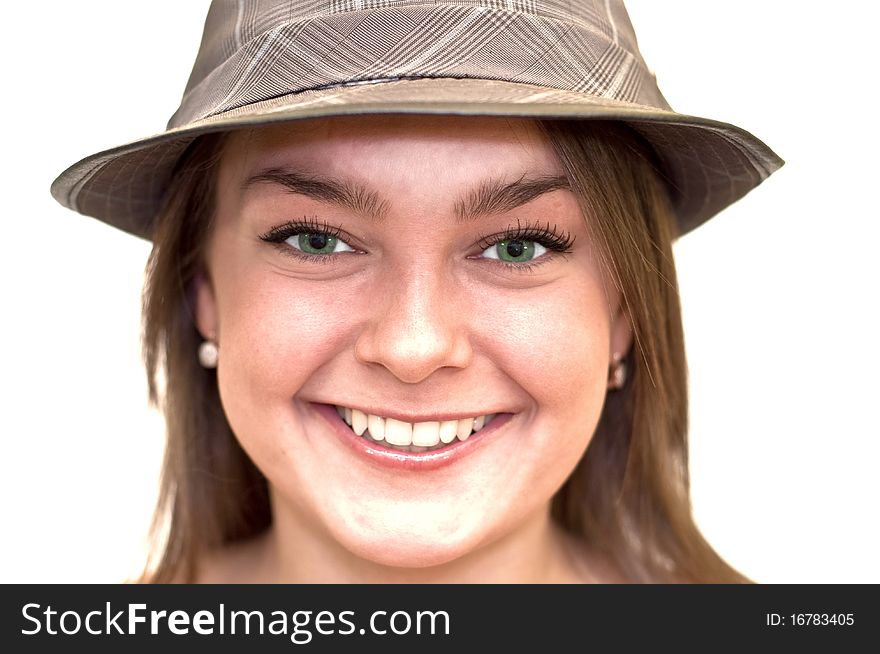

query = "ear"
[193,270,219,341]
[609,300,633,361]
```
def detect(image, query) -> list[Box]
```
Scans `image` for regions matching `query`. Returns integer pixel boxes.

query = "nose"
[354,267,473,384]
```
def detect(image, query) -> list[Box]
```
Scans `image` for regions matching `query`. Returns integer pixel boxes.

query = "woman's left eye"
[480,239,548,263]
[286,232,354,255]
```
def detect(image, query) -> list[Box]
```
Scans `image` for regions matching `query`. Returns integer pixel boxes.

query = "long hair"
[139,119,747,583]
[542,121,747,582]
[141,134,270,582]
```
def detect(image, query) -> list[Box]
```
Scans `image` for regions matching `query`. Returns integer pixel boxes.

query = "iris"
[297,233,337,254]
[495,239,535,263]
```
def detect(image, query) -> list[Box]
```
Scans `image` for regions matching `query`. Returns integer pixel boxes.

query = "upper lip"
[326,402,507,424]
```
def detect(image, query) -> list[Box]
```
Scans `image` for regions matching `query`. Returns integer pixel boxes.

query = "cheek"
[476,278,610,484]
[213,270,356,426]
[480,281,609,407]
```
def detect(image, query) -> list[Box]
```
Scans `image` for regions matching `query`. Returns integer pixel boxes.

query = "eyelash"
[475,219,575,273]
[258,217,575,272]
[258,217,349,265]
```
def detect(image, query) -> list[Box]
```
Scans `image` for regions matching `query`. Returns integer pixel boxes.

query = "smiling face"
[194,115,632,573]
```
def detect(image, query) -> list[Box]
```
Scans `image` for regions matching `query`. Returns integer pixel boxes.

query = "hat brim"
[51,77,783,239]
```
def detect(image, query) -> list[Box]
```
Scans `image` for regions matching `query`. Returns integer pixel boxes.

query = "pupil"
[506,241,525,258]
[308,234,328,250]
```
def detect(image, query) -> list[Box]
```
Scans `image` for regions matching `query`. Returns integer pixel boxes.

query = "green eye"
[483,239,547,263]
[288,233,353,255]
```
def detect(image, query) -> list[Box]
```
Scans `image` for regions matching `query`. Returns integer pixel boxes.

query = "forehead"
[218,114,564,180]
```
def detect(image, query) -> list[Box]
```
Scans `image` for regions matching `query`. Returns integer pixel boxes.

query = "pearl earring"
[198,340,219,368]
[608,352,627,390]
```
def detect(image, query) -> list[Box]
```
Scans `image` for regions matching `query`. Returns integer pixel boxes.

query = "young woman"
[51,0,782,583]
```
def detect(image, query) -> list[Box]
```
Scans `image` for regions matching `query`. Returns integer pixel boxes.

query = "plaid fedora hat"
[51,0,783,239]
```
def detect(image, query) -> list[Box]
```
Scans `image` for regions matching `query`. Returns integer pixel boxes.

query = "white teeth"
[334,406,497,450]
[439,420,458,444]
[367,414,385,441]
[456,417,474,441]
[384,418,413,446]
[351,409,368,436]
[412,421,441,447]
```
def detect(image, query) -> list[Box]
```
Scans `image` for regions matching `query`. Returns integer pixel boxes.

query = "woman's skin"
[193,115,632,583]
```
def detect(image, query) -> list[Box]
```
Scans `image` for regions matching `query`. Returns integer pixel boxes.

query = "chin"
[328,508,487,570]
[343,536,477,570]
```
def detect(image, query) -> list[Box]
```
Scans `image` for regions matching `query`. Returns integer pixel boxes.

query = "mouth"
[334,405,497,453]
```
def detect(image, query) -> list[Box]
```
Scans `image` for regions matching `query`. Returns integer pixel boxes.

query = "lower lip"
[312,402,512,471]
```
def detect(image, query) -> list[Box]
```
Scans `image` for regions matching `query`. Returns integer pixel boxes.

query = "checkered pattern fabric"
[173,0,667,126]
[51,0,783,238]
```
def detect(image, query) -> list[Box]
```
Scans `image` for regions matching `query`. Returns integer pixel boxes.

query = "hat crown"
[171,0,669,127]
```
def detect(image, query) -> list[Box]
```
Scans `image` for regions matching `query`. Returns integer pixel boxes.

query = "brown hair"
[139,119,747,583]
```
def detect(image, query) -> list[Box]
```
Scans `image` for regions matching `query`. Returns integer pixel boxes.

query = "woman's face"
[196,115,631,568]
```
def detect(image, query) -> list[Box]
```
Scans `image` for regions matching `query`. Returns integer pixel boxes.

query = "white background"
[1,1,877,583]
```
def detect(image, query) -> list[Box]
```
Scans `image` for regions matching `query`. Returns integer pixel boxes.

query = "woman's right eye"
[286,232,354,256]
[258,220,358,261]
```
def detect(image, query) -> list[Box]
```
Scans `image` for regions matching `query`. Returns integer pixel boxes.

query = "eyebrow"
[242,168,391,221]
[453,174,571,223]
[241,167,570,222]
